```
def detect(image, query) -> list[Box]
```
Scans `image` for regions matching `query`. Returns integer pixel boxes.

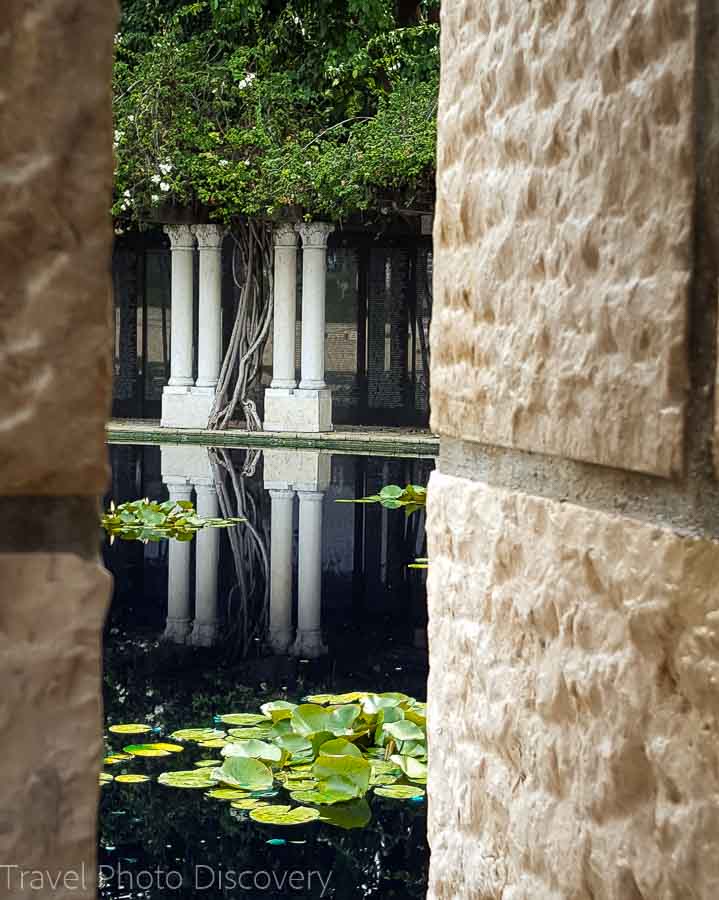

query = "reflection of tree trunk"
[209,221,273,430]
[209,448,269,657]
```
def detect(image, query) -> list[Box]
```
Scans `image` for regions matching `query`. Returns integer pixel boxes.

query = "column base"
[189,620,220,647]
[264,387,333,433]
[161,386,216,429]
[290,630,328,658]
[162,617,192,644]
[269,628,294,654]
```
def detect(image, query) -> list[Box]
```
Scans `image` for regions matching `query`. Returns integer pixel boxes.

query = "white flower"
[150,173,161,184]
[151,194,160,203]
[159,162,173,175]
[128,114,135,122]
[219,159,230,167]
[123,189,131,198]
[238,72,256,90]
[114,130,123,144]
[159,181,170,192]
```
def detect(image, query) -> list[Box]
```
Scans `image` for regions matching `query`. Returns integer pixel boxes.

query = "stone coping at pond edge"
[107,419,439,459]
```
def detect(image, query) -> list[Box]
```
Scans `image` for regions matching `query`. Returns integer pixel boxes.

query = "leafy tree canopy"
[114,0,439,224]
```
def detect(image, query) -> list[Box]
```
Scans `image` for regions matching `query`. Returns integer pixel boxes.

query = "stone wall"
[428,1,719,898]
[0,3,117,898]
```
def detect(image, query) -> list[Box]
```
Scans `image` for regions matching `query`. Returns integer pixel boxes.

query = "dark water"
[100,443,433,899]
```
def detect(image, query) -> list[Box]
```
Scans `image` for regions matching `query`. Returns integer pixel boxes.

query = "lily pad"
[313,754,370,797]
[194,759,222,768]
[115,774,151,784]
[230,798,270,810]
[222,740,283,764]
[104,754,132,765]
[99,773,114,784]
[219,757,273,791]
[318,738,362,758]
[303,692,367,705]
[373,784,425,800]
[250,805,320,826]
[109,724,152,735]
[226,727,272,741]
[158,770,216,789]
[205,788,250,800]
[171,728,226,742]
[123,744,172,758]
[289,787,356,806]
[146,742,184,754]
[383,720,425,743]
[217,713,269,727]
[390,754,427,781]
[260,701,297,722]
[198,738,229,748]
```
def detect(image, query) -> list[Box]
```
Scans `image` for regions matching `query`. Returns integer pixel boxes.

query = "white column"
[164,225,195,387]
[163,481,193,643]
[291,489,327,657]
[190,482,221,647]
[268,488,296,653]
[296,222,334,389]
[192,224,224,390]
[271,225,299,390]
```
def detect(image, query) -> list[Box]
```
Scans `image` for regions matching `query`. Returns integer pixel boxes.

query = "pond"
[100,443,433,899]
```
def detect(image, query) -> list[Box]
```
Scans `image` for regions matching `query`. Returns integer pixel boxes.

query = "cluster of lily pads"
[102,498,243,543]
[101,692,427,829]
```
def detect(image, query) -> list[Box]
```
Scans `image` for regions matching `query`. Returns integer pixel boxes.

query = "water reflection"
[102,443,433,898]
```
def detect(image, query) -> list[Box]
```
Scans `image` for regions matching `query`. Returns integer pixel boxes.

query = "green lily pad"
[230,798,270,810]
[171,728,226,742]
[109,724,152,735]
[219,757,273,791]
[115,774,151,784]
[318,738,362,758]
[146,742,184,753]
[198,738,229,748]
[250,805,320,826]
[390,754,427,781]
[313,754,371,798]
[383,720,425,743]
[260,701,297,722]
[222,740,283,764]
[289,787,354,806]
[123,744,172,758]
[373,784,425,800]
[217,713,269,726]
[303,692,367,705]
[104,753,132,765]
[275,734,312,755]
[99,773,114,784]
[205,788,250,800]
[158,770,216,789]
[194,759,222,768]
[226,727,272,740]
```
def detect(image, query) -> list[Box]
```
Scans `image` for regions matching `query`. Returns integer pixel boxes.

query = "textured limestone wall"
[429,1,719,898]
[428,473,719,900]
[0,3,116,898]
[431,0,695,478]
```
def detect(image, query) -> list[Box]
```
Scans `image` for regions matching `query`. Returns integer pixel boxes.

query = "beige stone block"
[427,471,719,900]
[0,3,117,494]
[0,554,111,899]
[431,1,695,477]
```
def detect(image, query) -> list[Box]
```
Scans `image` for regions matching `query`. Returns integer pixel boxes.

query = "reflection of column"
[164,225,195,387]
[163,482,193,643]
[297,222,334,389]
[192,225,224,390]
[292,489,327,657]
[268,488,295,653]
[271,225,299,390]
[190,482,220,647]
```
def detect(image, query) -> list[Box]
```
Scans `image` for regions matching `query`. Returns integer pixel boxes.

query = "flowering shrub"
[113,0,439,223]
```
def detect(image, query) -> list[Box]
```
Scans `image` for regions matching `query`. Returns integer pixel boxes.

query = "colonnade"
[161,446,221,646]
[161,221,334,432]
[162,224,224,429]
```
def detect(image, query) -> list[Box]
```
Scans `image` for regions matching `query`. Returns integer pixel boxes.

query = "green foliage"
[102,690,427,828]
[114,0,438,222]
[102,498,244,542]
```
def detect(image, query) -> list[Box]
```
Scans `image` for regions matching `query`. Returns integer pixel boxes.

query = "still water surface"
[100,443,433,899]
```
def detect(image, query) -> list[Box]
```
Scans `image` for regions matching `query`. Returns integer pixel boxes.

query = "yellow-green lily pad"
[250,805,320,826]
[373,784,425,800]
[109,724,152,735]
[115,774,151,784]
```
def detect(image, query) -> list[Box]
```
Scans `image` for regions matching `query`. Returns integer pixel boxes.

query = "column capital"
[164,224,195,251]
[274,223,300,248]
[296,221,334,249]
[269,487,296,501]
[192,223,225,250]
[297,489,325,503]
